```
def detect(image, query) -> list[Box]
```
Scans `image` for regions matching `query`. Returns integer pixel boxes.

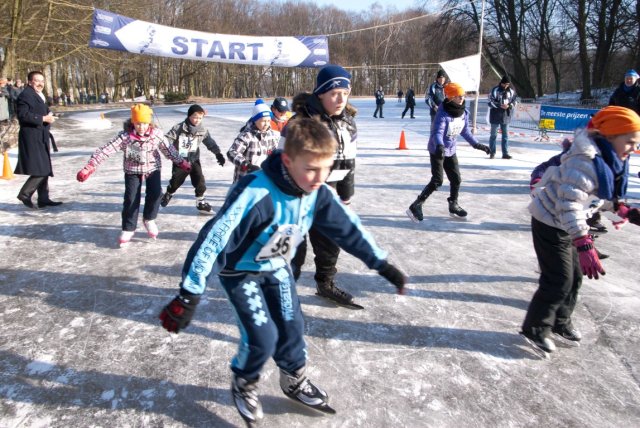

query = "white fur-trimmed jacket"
[529,129,615,239]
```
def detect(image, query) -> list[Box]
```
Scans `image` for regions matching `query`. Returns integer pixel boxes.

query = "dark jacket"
[14,85,54,176]
[375,89,385,105]
[608,81,640,115]
[405,89,416,107]
[488,84,517,125]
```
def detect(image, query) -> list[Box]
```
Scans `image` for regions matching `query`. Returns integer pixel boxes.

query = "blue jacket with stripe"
[180,151,387,295]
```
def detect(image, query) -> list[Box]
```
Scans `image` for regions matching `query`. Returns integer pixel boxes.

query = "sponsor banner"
[539,105,598,131]
[440,54,481,92]
[88,9,329,67]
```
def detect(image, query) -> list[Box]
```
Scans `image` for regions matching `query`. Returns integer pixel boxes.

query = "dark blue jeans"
[122,170,162,231]
[219,267,306,380]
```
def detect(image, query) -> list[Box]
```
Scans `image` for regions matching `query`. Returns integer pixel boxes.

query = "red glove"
[76,164,96,182]
[159,293,200,333]
[177,160,191,172]
[573,235,605,280]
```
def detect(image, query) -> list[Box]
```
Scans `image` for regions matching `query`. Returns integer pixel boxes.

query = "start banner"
[539,105,598,131]
[88,9,329,68]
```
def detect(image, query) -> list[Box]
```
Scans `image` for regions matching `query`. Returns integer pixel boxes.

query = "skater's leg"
[522,218,576,341]
[501,124,510,157]
[189,160,207,198]
[290,235,308,282]
[407,153,442,222]
[142,170,162,221]
[443,154,461,202]
[166,165,188,195]
[122,174,143,231]
[219,273,278,380]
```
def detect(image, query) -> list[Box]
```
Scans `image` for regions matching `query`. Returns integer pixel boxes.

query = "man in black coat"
[609,69,640,115]
[401,87,416,119]
[15,71,61,209]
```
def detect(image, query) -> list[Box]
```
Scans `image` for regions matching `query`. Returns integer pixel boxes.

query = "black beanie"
[187,104,205,117]
[500,75,511,84]
[437,70,446,79]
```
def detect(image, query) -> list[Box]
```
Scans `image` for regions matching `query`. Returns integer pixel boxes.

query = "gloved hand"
[177,160,191,172]
[377,261,407,295]
[434,144,445,160]
[614,202,640,227]
[76,164,96,182]
[215,153,226,166]
[241,161,260,173]
[573,235,605,280]
[159,292,200,333]
[474,143,491,155]
[529,177,541,194]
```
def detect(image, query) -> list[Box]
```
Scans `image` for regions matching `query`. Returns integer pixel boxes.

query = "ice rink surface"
[1,99,639,427]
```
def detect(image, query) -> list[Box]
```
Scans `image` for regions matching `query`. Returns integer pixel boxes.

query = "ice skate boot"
[160,192,173,208]
[552,323,582,346]
[119,230,135,247]
[520,328,555,358]
[406,200,424,223]
[279,367,335,414]
[196,197,214,215]
[143,219,159,240]
[231,374,263,427]
[448,197,467,219]
[316,280,363,309]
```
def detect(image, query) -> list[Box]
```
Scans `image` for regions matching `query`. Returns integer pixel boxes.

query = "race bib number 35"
[255,225,303,263]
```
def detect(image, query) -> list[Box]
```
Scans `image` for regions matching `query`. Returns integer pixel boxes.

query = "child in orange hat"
[406,82,491,222]
[76,104,191,247]
[522,105,640,355]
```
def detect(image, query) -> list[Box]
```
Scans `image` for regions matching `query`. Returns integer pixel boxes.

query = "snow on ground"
[1,99,639,428]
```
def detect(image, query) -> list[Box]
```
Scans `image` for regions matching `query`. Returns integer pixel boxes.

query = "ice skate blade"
[449,213,468,221]
[519,332,551,359]
[553,333,581,347]
[315,292,364,310]
[405,209,421,223]
[198,210,215,215]
[285,392,337,414]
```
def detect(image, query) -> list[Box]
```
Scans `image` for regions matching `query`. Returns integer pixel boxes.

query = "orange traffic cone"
[1,152,14,180]
[396,130,408,150]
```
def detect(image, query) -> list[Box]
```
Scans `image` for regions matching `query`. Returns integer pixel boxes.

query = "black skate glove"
[215,153,226,166]
[159,291,200,333]
[378,261,407,295]
[474,143,491,155]
[434,144,445,160]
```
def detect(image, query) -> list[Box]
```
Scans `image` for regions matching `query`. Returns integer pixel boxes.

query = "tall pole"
[472,0,486,132]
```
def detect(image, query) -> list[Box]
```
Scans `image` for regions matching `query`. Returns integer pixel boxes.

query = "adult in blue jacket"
[407,83,490,222]
[487,75,517,159]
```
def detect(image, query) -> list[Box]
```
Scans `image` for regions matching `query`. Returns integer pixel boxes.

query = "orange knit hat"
[131,104,153,124]
[588,106,640,136]
[444,83,465,99]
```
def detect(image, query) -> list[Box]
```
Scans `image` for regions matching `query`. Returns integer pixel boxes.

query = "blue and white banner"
[88,9,329,67]
[539,105,598,132]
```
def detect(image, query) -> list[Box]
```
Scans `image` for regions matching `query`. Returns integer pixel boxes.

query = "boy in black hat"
[487,75,517,159]
[160,104,226,213]
[270,97,292,133]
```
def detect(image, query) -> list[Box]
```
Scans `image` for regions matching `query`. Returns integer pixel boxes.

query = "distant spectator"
[608,69,640,116]
[397,89,403,103]
[373,86,385,118]
[426,70,447,127]
[488,75,517,159]
[401,87,416,119]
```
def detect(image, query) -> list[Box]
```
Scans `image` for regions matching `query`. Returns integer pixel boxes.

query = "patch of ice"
[101,389,115,400]
[70,317,85,327]
[26,355,55,375]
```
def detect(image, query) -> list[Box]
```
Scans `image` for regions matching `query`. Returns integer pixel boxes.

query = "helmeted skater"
[406,82,490,222]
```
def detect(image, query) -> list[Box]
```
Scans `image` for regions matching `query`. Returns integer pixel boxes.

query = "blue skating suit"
[179,151,387,379]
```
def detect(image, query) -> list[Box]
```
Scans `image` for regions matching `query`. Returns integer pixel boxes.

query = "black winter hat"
[437,70,446,79]
[187,104,205,117]
[500,75,511,84]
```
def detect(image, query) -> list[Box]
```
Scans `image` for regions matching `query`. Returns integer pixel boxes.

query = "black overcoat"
[14,85,53,176]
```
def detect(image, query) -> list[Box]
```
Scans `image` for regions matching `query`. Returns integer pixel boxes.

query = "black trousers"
[373,104,383,117]
[522,217,582,333]
[18,176,50,203]
[417,153,461,202]
[122,170,162,231]
[166,159,206,197]
[402,105,414,118]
